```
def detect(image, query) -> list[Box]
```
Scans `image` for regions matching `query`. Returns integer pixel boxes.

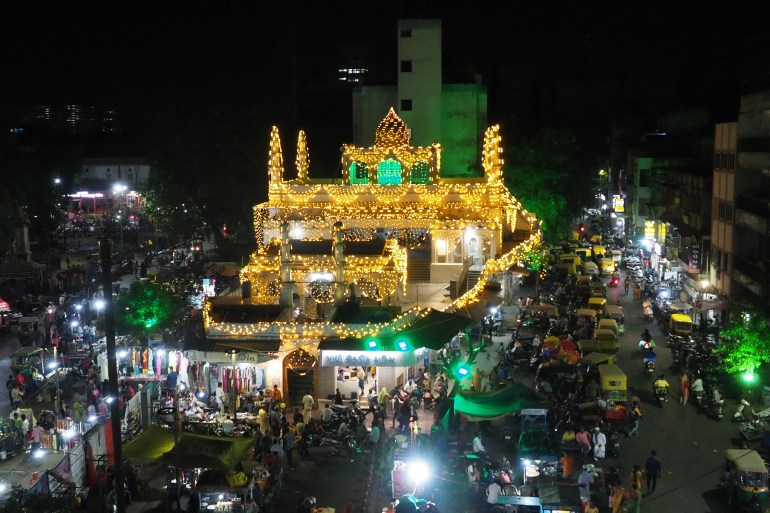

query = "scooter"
[643,351,656,375]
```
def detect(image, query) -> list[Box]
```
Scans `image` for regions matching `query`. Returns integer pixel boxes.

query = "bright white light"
[54,178,61,185]
[289,225,304,239]
[0,483,7,493]
[658,290,669,299]
[34,449,45,458]
[70,320,79,328]
[196,390,205,399]
[218,494,224,501]
[48,361,58,370]
[522,459,531,466]
[408,460,430,483]
[640,239,653,250]
[118,350,128,358]
[88,415,97,423]
[75,304,82,311]
[113,183,127,194]
[95,299,105,311]
[701,279,709,289]
[156,349,166,356]
[178,383,186,392]
[105,396,114,404]
[309,272,334,282]
[62,429,74,440]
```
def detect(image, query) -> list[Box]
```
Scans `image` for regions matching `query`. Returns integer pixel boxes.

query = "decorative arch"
[377,158,402,185]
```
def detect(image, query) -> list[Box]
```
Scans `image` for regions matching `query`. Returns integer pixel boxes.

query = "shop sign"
[688,243,701,273]
[612,195,625,213]
[187,350,266,364]
[644,220,655,239]
[320,350,416,368]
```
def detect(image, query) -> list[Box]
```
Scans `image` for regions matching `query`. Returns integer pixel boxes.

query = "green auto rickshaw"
[721,449,768,511]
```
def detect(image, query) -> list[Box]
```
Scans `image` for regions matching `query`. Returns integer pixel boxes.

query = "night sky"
[4,3,770,165]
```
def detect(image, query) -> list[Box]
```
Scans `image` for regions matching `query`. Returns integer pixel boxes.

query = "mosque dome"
[375,108,410,148]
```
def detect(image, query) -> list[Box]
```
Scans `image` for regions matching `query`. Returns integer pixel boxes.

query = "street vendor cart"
[598,364,627,428]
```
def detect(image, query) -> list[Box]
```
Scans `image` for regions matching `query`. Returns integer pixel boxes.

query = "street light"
[225,349,239,423]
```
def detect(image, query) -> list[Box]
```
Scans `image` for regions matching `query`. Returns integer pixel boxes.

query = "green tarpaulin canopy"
[123,425,254,470]
[453,382,545,421]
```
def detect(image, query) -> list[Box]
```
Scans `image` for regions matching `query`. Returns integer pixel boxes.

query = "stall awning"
[318,309,473,352]
[454,382,546,421]
[123,425,254,470]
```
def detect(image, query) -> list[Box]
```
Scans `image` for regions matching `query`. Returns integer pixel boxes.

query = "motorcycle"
[654,386,669,407]
[609,274,620,287]
[643,351,656,374]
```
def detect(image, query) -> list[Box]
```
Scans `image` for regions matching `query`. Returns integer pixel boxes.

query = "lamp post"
[226,349,239,423]
[113,184,127,253]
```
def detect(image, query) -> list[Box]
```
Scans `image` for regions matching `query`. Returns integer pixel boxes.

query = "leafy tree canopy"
[0,128,83,252]
[713,307,770,377]
[502,129,602,243]
[0,486,77,513]
[144,99,268,248]
[113,280,185,343]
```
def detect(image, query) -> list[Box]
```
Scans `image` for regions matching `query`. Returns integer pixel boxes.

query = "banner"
[688,243,701,273]
[320,350,416,367]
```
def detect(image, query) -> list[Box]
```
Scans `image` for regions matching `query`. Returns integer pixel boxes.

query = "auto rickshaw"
[721,449,769,511]
[598,364,627,427]
[597,318,619,339]
[578,329,620,356]
[587,297,608,316]
[10,346,46,381]
[603,305,625,335]
[577,308,597,328]
[589,280,606,298]
[577,275,591,295]
[668,313,694,344]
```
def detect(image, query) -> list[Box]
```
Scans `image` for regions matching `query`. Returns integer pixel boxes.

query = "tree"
[113,281,185,345]
[435,330,489,398]
[144,99,267,248]
[502,129,602,243]
[0,128,83,253]
[0,486,77,513]
[713,307,770,382]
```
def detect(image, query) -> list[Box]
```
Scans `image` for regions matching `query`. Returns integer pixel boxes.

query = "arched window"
[349,162,369,184]
[377,158,402,185]
[410,161,430,184]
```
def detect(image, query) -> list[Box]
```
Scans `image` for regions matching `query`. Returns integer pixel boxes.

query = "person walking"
[592,427,606,461]
[680,371,691,405]
[630,464,644,491]
[628,400,642,437]
[356,367,366,398]
[301,392,315,423]
[334,388,343,405]
[282,429,296,469]
[623,276,630,295]
[644,450,662,494]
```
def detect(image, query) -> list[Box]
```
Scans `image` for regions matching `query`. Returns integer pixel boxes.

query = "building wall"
[80,159,151,186]
[441,82,488,177]
[397,19,442,149]
[710,122,737,296]
[352,86,397,147]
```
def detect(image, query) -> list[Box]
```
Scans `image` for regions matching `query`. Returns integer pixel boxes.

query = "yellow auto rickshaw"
[594,328,620,354]
[721,449,769,511]
[597,318,620,339]
[577,308,597,328]
[577,275,591,295]
[668,313,693,343]
[598,364,627,425]
[603,305,625,336]
[589,280,606,298]
[587,297,608,316]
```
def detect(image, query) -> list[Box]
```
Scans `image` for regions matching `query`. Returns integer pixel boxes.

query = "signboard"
[202,278,216,297]
[688,242,701,273]
[612,195,625,213]
[320,350,416,368]
[644,220,655,239]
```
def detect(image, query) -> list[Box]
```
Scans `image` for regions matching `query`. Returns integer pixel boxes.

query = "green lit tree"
[113,281,185,345]
[713,307,770,383]
[436,329,489,398]
[502,129,601,243]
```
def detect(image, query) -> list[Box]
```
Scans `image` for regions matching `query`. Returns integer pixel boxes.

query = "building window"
[400,99,412,112]
[377,158,403,185]
[727,153,735,171]
[725,202,733,222]
[410,161,430,184]
[349,162,369,185]
[718,201,725,220]
[400,29,411,38]
[400,60,412,73]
